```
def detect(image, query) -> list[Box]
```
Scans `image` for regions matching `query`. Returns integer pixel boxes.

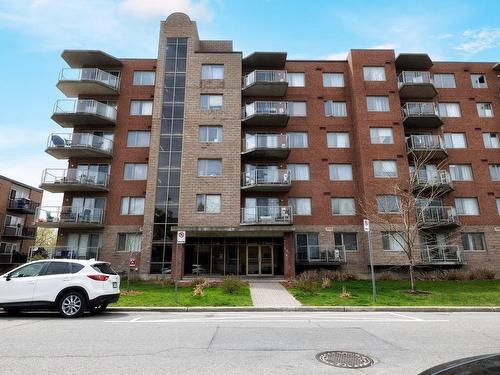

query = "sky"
[0,0,499,206]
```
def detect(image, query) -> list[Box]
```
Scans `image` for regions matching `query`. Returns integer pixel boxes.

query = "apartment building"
[0,176,42,268]
[36,12,500,279]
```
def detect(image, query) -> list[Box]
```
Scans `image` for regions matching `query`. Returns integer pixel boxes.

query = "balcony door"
[246,245,273,276]
[244,197,279,222]
[76,164,109,185]
[245,164,279,184]
[71,197,106,222]
[67,233,101,259]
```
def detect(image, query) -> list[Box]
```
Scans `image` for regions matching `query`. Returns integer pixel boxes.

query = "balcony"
[420,245,465,265]
[416,206,460,230]
[57,68,120,97]
[242,134,290,159]
[45,133,113,159]
[61,50,123,69]
[242,70,288,96]
[241,206,293,225]
[397,71,437,98]
[35,206,105,229]
[407,135,447,160]
[401,102,443,127]
[51,99,117,128]
[2,225,36,239]
[395,53,433,70]
[7,198,39,214]
[242,52,287,69]
[241,101,289,127]
[40,169,109,193]
[411,170,453,194]
[241,169,291,192]
[28,246,100,262]
[0,250,14,264]
[296,246,346,265]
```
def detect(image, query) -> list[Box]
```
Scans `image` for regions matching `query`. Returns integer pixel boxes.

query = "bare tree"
[34,228,57,249]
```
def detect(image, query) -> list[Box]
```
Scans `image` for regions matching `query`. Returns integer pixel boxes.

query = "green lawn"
[113,282,252,307]
[289,280,500,306]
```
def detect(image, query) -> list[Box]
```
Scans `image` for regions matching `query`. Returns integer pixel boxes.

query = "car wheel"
[59,292,86,318]
[3,308,22,316]
[90,303,108,315]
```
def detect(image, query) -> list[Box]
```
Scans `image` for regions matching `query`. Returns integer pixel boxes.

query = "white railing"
[41,168,109,189]
[241,206,293,225]
[242,134,289,152]
[47,133,113,154]
[412,170,452,188]
[243,70,287,88]
[35,206,105,225]
[407,134,445,151]
[53,99,117,122]
[241,169,291,187]
[28,246,100,262]
[401,102,439,118]
[416,206,459,227]
[2,225,36,238]
[297,245,346,263]
[59,68,120,90]
[398,71,432,87]
[421,245,464,264]
[8,198,39,213]
[0,250,14,264]
[242,101,288,118]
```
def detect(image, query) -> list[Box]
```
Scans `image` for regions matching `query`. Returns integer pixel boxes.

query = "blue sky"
[0,0,499,205]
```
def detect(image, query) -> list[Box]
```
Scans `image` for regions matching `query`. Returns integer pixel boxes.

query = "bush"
[340,285,350,299]
[191,277,210,288]
[295,277,316,293]
[219,276,245,294]
[321,277,331,289]
[468,268,496,280]
[377,271,397,281]
[192,284,204,297]
[441,269,469,281]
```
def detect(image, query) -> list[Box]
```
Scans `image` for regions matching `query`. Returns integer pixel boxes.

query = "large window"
[288,101,307,116]
[296,233,319,261]
[477,103,493,118]
[127,131,150,147]
[327,132,350,148]
[377,195,401,213]
[287,72,305,87]
[449,164,473,181]
[117,233,142,252]
[120,197,145,215]
[471,74,487,88]
[200,94,223,110]
[334,233,357,251]
[438,102,461,117]
[331,198,355,215]
[489,164,500,181]
[370,128,393,144]
[382,232,405,251]
[483,133,499,149]
[497,198,500,215]
[462,233,486,251]
[288,132,308,148]
[124,163,148,180]
[196,194,221,213]
[133,71,155,85]
[363,67,386,81]
[289,198,312,215]
[443,133,467,148]
[366,96,390,112]
[199,126,223,143]
[455,198,480,215]
[288,164,310,181]
[433,74,456,88]
[373,160,398,178]
[130,100,153,115]
[198,159,222,177]
[201,64,224,80]
[323,73,344,87]
[324,101,347,117]
[329,164,353,181]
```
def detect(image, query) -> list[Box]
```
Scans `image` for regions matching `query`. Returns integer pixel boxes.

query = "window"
[323,73,344,87]
[117,233,142,252]
[196,194,221,213]
[124,163,148,180]
[287,72,305,87]
[288,164,310,181]
[370,128,393,144]
[433,74,456,88]
[438,102,461,117]
[45,262,71,275]
[443,133,467,148]
[497,198,500,215]
[327,132,350,148]
[200,94,223,110]
[324,101,347,117]
[363,67,386,81]
[455,198,480,215]
[373,160,398,178]
[377,195,401,213]
[296,233,319,261]
[471,74,487,88]
[201,64,224,80]
[329,164,353,181]
[127,131,150,147]
[382,232,405,251]
[120,197,145,215]
[477,103,493,118]
[462,233,486,251]
[198,159,222,177]
[449,164,473,181]
[288,132,308,148]
[489,164,500,181]
[366,96,390,112]
[130,100,153,115]
[288,101,307,116]
[331,198,355,215]
[9,262,45,278]
[132,71,155,85]
[289,198,312,215]
[483,133,500,149]
[199,126,223,142]
[334,233,357,251]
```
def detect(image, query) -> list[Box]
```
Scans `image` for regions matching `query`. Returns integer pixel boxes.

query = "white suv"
[0,259,120,318]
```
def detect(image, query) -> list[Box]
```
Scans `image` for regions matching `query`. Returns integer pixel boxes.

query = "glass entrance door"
[246,245,274,276]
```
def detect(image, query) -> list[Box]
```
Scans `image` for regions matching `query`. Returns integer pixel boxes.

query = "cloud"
[369,43,398,50]
[0,126,47,149]
[452,27,500,53]
[324,51,348,60]
[120,0,213,21]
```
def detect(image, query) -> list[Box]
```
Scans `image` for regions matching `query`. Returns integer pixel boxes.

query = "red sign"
[129,258,137,268]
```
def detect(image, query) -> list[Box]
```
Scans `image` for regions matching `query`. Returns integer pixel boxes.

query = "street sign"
[363,219,370,232]
[129,257,137,268]
[177,230,186,244]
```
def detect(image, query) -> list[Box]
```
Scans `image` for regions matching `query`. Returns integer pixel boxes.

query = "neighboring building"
[36,13,500,279]
[0,176,42,267]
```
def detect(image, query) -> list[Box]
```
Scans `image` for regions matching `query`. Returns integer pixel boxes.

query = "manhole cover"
[316,351,374,369]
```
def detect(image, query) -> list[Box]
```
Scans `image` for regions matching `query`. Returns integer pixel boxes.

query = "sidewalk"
[249,282,302,308]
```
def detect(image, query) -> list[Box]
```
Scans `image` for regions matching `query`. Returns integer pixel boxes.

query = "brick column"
[283,232,295,280]
[171,236,185,279]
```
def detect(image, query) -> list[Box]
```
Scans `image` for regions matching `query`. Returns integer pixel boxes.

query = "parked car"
[419,353,500,374]
[0,259,120,318]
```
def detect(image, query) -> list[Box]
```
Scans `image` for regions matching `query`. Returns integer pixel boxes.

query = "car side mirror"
[5,274,12,281]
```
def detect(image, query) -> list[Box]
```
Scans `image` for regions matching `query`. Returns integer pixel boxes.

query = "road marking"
[387,312,423,321]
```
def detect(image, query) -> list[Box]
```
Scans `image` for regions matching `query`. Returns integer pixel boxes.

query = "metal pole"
[174,242,179,304]
[127,251,131,292]
[367,230,377,302]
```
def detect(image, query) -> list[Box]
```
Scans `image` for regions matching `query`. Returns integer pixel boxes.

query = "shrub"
[295,277,316,293]
[468,268,496,280]
[192,284,204,297]
[191,277,210,288]
[377,271,397,281]
[340,285,350,299]
[321,276,331,289]
[441,269,469,281]
[219,276,245,294]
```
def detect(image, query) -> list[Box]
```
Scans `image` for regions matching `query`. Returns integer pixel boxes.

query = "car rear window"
[91,263,117,275]
[71,263,84,273]
[45,262,71,275]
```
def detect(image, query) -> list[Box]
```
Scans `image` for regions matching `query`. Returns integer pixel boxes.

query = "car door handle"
[62,278,71,282]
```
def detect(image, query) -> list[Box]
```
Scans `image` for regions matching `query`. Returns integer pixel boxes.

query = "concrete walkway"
[249,282,302,307]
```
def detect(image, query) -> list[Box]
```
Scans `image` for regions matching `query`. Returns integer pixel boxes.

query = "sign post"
[364,219,377,302]
[127,256,137,292]
[174,231,186,304]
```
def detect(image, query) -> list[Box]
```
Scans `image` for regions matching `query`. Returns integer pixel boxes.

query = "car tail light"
[87,275,109,281]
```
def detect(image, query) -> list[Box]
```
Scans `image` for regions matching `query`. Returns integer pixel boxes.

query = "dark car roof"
[419,353,500,375]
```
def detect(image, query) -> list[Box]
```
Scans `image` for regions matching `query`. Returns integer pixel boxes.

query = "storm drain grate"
[316,351,375,369]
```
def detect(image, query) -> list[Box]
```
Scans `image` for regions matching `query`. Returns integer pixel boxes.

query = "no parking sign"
[177,231,186,244]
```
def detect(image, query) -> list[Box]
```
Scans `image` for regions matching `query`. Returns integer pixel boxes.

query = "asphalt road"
[1,311,499,374]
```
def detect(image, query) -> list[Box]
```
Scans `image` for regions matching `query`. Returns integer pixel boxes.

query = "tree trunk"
[409,263,416,292]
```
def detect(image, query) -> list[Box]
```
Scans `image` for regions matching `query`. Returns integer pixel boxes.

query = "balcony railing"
[407,134,446,152]
[7,198,39,214]
[242,134,289,153]
[243,101,288,117]
[296,245,346,264]
[401,102,438,118]
[40,168,109,191]
[416,206,460,228]
[241,169,291,188]
[2,225,36,239]
[59,68,120,90]
[35,206,105,226]
[28,246,100,262]
[53,99,117,122]
[421,245,465,264]
[398,71,437,98]
[47,133,113,156]
[397,71,432,86]
[241,206,293,225]
[243,70,287,87]
[412,170,453,191]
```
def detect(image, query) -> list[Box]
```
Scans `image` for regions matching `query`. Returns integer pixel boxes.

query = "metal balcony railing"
[412,170,452,189]
[7,198,39,213]
[241,206,293,225]
[242,134,289,152]
[397,71,432,87]
[53,99,117,122]
[296,245,346,264]
[407,134,446,152]
[59,68,120,90]
[242,101,288,118]
[41,168,109,189]
[35,206,105,226]
[241,169,291,188]
[243,70,287,88]
[416,206,460,227]
[2,225,36,238]
[28,246,100,261]
[47,133,113,154]
[421,245,465,264]
[401,102,439,118]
